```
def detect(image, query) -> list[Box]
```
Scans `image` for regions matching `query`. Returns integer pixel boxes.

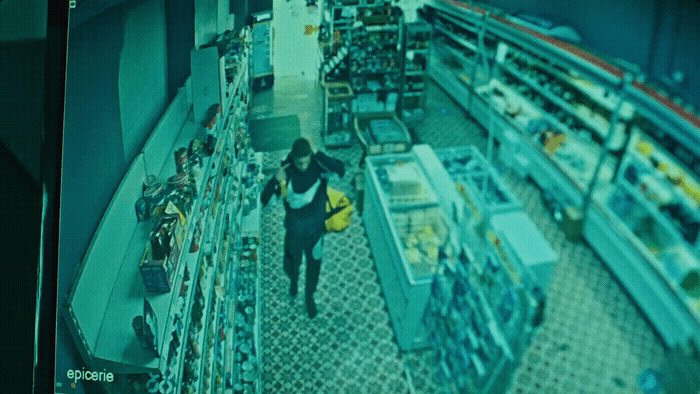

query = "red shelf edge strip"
[490,15,625,79]
[438,0,624,78]
[436,0,700,131]
[632,81,700,130]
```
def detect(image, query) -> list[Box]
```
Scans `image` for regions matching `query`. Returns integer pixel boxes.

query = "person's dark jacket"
[261,151,344,239]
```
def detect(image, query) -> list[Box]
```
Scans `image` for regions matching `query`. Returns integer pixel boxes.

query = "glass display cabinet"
[588,127,700,347]
[434,146,522,218]
[363,151,454,350]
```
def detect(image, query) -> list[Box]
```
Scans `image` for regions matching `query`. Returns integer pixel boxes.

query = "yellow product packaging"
[635,139,654,157]
[325,187,354,232]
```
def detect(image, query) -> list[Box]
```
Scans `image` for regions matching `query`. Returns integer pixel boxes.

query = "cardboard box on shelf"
[140,240,181,293]
[142,214,184,293]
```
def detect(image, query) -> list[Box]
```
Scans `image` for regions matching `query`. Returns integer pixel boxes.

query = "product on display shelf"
[425,235,541,393]
[49,25,258,393]
[347,6,403,115]
[322,81,354,147]
[401,21,431,125]
[414,0,700,345]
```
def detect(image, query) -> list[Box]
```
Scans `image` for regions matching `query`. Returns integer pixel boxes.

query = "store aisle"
[255,75,667,393]
[258,160,412,392]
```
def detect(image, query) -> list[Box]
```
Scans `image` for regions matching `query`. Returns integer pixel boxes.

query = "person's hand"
[275,164,289,182]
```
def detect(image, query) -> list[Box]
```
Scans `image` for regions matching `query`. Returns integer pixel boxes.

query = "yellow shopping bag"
[325,187,354,232]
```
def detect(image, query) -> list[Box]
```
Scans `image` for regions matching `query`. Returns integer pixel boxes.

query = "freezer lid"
[490,211,557,266]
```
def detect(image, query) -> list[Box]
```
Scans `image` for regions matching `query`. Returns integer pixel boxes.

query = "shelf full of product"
[319,3,430,124]
[363,144,553,357]
[63,27,265,393]
[348,10,403,114]
[319,2,352,84]
[319,1,358,60]
[400,21,431,126]
[422,0,700,348]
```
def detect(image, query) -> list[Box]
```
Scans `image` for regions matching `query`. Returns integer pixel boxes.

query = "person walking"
[260,137,345,318]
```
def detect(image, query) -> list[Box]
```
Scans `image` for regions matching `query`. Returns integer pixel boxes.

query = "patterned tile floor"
[253,75,667,392]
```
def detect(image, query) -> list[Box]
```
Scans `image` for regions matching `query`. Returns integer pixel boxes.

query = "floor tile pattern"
[255,74,666,393]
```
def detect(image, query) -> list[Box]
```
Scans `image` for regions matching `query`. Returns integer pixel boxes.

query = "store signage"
[66,368,114,384]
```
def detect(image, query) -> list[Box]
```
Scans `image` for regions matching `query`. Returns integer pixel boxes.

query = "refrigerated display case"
[363,151,455,350]
[423,0,629,209]
[588,127,700,348]
[434,146,522,217]
[424,227,543,393]
[422,0,700,347]
[397,145,548,393]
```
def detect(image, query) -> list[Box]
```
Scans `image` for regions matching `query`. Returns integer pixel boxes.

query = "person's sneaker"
[290,281,298,298]
[306,295,317,319]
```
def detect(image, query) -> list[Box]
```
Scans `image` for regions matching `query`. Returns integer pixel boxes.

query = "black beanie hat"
[290,137,312,159]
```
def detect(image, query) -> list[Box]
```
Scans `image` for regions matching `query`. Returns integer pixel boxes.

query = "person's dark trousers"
[283,231,323,317]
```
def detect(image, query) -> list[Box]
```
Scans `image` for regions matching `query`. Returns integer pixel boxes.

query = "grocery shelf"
[434,25,478,52]
[64,29,253,385]
[190,176,235,392]
[66,106,232,374]
[498,62,625,144]
[198,290,223,393]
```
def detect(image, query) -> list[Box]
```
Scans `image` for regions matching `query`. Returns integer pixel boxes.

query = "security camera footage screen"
[53,0,700,393]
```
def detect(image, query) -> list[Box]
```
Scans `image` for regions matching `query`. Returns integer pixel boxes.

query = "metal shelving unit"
[400,21,431,126]
[348,6,403,115]
[62,27,263,393]
[321,81,355,148]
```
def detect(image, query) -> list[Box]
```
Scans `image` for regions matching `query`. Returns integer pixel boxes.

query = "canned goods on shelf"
[143,175,158,193]
[144,183,164,199]
[167,173,189,191]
